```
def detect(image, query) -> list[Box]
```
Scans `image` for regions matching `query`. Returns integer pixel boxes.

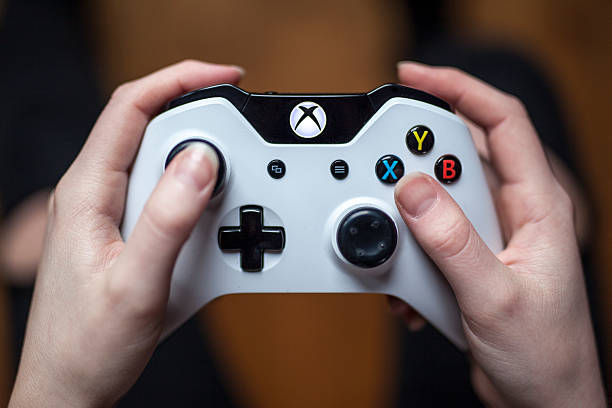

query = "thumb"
[110,143,218,310]
[394,172,509,317]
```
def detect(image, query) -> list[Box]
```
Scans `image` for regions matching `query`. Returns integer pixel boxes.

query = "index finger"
[397,62,554,188]
[61,60,244,224]
[83,60,243,176]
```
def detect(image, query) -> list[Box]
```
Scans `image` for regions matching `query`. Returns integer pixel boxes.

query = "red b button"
[434,154,462,184]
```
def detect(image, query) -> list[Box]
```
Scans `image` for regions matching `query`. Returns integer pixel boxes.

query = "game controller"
[121,83,503,349]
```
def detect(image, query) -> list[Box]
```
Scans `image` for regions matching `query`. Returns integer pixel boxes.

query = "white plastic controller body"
[121,85,503,349]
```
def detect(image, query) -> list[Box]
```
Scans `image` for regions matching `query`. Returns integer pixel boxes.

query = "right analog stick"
[336,207,397,268]
[165,139,227,197]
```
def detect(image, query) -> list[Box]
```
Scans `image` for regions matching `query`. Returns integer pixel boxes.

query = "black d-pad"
[218,206,285,272]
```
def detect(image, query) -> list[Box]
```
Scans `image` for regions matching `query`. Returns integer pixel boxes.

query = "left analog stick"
[165,139,227,196]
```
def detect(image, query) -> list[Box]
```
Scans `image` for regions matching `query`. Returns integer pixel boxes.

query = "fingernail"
[230,65,246,77]
[396,60,410,69]
[172,143,218,191]
[395,173,438,219]
[396,61,425,70]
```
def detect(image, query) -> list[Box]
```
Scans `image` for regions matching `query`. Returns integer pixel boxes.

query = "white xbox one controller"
[121,84,503,349]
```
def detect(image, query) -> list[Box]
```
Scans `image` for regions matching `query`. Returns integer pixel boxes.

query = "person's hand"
[392,62,606,407]
[8,60,243,408]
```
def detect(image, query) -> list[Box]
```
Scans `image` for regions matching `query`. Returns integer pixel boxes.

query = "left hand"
[9,60,243,408]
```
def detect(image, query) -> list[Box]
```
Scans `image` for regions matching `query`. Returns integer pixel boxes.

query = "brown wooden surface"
[204,295,397,408]
[86,0,407,93]
[1,0,611,405]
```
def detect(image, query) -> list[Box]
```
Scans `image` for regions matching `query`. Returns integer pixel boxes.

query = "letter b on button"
[434,154,462,184]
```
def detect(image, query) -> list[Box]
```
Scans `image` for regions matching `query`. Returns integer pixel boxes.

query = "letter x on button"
[376,155,404,184]
[218,205,285,272]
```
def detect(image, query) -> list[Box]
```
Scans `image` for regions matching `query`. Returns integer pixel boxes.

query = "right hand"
[391,62,606,407]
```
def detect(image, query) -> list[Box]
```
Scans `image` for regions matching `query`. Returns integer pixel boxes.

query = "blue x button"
[376,155,404,184]
[382,160,398,180]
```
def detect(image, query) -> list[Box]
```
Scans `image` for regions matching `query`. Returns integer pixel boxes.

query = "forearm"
[9,339,110,408]
[556,341,606,408]
[10,372,97,408]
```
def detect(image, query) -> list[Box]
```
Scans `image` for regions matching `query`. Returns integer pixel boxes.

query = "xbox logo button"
[289,101,326,138]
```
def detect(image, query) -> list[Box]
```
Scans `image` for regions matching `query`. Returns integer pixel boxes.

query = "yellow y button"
[406,125,434,155]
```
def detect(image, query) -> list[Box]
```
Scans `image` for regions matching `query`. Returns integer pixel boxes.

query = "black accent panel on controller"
[167,84,249,111]
[242,94,371,144]
[367,84,450,112]
[166,84,451,145]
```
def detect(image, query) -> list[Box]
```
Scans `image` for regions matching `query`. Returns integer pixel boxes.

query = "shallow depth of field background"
[1,0,611,406]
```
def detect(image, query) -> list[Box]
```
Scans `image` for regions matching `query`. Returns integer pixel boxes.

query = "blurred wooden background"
[1,0,611,406]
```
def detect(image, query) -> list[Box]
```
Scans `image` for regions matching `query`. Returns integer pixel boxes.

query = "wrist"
[532,342,606,408]
[556,322,606,407]
[553,363,606,408]
[9,361,110,408]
